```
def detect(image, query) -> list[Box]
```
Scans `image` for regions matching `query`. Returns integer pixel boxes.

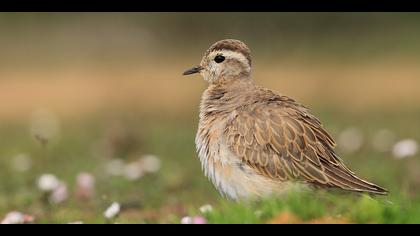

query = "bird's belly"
[196,114,296,200]
[200,140,287,200]
[207,160,279,200]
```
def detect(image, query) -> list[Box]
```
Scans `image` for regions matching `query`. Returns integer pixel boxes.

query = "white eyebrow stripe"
[209,50,250,66]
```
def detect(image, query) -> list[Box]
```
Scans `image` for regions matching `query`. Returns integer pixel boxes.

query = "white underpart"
[195,114,291,200]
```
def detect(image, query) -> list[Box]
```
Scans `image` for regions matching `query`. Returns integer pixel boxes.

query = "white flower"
[76,172,95,200]
[104,202,121,219]
[372,129,396,152]
[68,221,84,224]
[77,172,95,189]
[1,211,34,224]
[338,127,364,153]
[1,212,25,224]
[37,174,60,192]
[181,216,207,224]
[181,216,193,224]
[49,182,68,204]
[105,159,125,176]
[392,139,418,159]
[122,161,145,181]
[11,153,32,172]
[199,204,213,214]
[140,155,161,173]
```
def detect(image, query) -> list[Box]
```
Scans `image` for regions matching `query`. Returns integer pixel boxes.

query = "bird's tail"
[322,161,389,195]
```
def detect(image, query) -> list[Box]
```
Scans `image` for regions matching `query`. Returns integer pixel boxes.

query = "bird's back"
[196,81,388,198]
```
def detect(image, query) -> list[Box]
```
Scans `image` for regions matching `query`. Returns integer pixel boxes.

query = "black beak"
[183,66,203,75]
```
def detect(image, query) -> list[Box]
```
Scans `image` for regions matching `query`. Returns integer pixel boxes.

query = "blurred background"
[0,13,420,223]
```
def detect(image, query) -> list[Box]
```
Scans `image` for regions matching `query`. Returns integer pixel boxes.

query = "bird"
[183,39,388,201]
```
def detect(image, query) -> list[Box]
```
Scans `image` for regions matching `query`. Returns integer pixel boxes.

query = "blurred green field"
[1,108,419,223]
[1,13,420,224]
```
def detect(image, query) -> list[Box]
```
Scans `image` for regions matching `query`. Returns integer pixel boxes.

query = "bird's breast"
[195,106,286,200]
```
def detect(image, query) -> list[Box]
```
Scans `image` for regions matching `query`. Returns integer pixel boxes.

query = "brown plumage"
[184,39,388,200]
[204,39,252,66]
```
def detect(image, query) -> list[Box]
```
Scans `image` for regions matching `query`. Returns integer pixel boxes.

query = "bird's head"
[183,39,252,83]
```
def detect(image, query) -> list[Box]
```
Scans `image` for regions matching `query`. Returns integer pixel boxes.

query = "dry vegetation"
[1,59,420,122]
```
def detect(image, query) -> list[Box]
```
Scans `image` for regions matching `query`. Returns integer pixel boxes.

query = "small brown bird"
[184,39,388,200]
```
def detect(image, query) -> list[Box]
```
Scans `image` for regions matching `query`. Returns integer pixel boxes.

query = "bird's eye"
[214,55,225,63]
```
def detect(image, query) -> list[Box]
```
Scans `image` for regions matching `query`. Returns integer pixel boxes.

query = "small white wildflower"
[122,161,145,181]
[37,174,60,192]
[76,172,95,200]
[181,216,207,224]
[1,212,24,224]
[49,182,68,204]
[181,216,193,224]
[140,155,161,173]
[68,221,84,224]
[199,204,213,214]
[104,202,121,219]
[392,139,418,159]
[1,211,34,224]
[77,172,95,189]
[338,127,364,153]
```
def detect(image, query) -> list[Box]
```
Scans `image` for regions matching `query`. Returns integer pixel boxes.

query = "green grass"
[0,108,419,224]
[198,191,420,224]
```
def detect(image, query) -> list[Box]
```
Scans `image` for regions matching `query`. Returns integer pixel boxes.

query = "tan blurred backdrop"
[1,13,420,122]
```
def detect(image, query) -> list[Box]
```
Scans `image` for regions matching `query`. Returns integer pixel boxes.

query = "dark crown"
[205,39,252,66]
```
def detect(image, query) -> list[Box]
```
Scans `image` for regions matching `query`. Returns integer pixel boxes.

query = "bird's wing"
[223,94,387,195]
